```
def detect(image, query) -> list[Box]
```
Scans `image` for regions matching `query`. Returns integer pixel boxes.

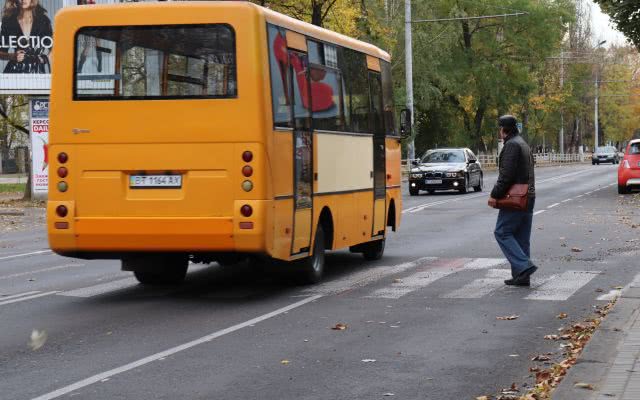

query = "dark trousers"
[494,197,536,276]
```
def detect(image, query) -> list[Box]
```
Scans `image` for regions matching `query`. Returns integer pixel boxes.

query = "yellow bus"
[47,1,403,284]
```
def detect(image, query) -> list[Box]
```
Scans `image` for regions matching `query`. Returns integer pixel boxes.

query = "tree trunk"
[311,2,323,27]
[473,100,486,153]
[22,147,32,200]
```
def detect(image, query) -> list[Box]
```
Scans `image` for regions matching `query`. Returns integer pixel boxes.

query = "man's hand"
[488,197,497,208]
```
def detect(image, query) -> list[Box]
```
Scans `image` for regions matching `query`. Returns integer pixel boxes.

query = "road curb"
[552,288,640,399]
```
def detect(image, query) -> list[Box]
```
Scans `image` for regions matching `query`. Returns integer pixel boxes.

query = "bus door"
[289,50,313,254]
[369,71,386,237]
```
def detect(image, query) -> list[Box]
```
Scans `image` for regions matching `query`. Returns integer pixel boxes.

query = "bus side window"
[381,61,397,136]
[267,24,293,128]
[339,48,370,133]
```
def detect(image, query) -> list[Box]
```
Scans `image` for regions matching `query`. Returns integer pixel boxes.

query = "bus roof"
[257,4,391,62]
[57,1,390,63]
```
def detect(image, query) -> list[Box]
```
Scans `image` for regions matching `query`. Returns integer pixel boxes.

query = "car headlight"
[445,172,457,178]
[411,173,423,178]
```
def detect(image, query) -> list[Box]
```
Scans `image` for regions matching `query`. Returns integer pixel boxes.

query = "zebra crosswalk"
[303,257,602,302]
[0,257,605,306]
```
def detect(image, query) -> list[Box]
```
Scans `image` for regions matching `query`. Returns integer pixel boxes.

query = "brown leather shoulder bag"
[495,183,529,211]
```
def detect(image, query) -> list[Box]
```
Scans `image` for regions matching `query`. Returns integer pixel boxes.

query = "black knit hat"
[498,115,518,132]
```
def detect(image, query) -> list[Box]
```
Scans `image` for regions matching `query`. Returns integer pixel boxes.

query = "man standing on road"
[488,115,537,286]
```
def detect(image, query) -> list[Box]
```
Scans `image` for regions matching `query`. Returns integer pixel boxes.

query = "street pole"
[594,71,599,149]
[559,51,564,153]
[405,0,415,161]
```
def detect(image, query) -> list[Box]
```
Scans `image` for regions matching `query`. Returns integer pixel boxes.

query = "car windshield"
[629,143,640,155]
[596,147,612,154]
[421,150,465,163]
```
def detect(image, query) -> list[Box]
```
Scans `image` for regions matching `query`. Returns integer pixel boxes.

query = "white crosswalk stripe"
[524,271,600,301]
[59,277,139,298]
[442,269,511,299]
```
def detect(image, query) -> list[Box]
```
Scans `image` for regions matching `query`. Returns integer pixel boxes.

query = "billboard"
[29,98,49,197]
[0,0,62,94]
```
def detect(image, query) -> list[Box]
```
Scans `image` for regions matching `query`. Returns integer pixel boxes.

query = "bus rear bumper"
[48,202,268,256]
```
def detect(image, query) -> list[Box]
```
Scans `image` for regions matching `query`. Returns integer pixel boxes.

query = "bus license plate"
[129,175,182,188]
[425,179,442,185]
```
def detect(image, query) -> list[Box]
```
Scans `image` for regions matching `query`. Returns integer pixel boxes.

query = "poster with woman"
[0,0,60,93]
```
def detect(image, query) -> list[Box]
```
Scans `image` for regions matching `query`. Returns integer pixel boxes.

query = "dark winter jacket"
[491,133,536,199]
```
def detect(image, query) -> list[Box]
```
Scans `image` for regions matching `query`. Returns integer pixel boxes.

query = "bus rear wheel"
[294,225,325,284]
[362,238,385,261]
[124,255,189,285]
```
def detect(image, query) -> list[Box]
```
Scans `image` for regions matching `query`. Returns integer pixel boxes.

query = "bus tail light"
[56,205,68,217]
[58,152,68,164]
[242,151,253,163]
[54,222,69,229]
[239,222,254,230]
[242,180,253,192]
[57,181,68,192]
[242,165,253,177]
[240,205,253,217]
[58,167,68,178]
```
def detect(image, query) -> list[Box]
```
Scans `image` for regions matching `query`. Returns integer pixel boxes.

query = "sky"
[589,1,629,47]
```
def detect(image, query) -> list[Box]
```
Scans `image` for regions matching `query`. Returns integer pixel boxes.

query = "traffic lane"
[400,163,597,208]
[41,254,640,400]
[29,169,638,400]
[389,164,617,260]
[0,253,410,400]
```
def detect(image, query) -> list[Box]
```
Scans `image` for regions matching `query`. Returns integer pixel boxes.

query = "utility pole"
[405,0,415,161]
[594,71,599,149]
[559,51,564,153]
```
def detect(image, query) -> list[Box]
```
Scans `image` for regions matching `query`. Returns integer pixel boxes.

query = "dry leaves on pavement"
[496,315,519,321]
[331,323,348,330]
[571,247,583,253]
[556,313,568,319]
[574,382,594,390]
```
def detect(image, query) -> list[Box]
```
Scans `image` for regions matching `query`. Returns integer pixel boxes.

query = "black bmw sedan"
[408,148,484,196]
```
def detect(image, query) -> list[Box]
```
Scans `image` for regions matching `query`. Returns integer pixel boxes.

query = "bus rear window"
[75,24,237,100]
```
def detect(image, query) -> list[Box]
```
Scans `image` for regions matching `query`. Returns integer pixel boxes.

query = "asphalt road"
[1,163,639,400]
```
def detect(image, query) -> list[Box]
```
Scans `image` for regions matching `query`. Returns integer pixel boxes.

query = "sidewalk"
[0,173,27,184]
[553,273,640,400]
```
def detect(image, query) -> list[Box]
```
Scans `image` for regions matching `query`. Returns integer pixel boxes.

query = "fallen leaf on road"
[496,315,519,320]
[28,329,47,351]
[531,355,551,362]
[280,359,290,365]
[571,247,583,252]
[382,394,395,397]
[544,335,559,340]
[529,366,540,372]
[613,286,624,290]
[331,323,348,331]
[556,313,568,319]
[393,278,403,283]
[361,359,376,363]
[574,382,594,390]
[475,396,490,400]
[595,288,604,293]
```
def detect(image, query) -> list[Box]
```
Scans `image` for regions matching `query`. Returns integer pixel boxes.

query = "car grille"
[425,172,444,178]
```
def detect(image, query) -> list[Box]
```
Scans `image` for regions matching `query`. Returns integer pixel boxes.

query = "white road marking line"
[0,290,40,301]
[561,199,572,203]
[461,258,507,270]
[597,289,621,301]
[525,271,600,301]
[403,169,593,214]
[0,291,59,306]
[442,269,511,299]
[366,268,460,299]
[302,257,437,295]
[548,203,560,209]
[534,210,546,216]
[0,263,84,281]
[0,250,53,261]
[58,277,139,298]
[30,295,322,400]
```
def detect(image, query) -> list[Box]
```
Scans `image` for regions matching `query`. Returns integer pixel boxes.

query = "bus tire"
[362,238,385,261]
[294,225,325,284]
[127,255,188,285]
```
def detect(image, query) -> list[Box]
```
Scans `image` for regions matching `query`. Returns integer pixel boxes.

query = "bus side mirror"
[400,108,412,139]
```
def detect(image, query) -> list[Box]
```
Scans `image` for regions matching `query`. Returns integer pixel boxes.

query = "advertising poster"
[30,98,48,197]
[0,0,63,94]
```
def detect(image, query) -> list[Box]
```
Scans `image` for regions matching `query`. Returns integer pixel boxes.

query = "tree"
[0,95,31,199]
[594,0,640,49]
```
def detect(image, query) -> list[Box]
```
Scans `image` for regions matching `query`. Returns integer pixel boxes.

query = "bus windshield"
[75,24,237,100]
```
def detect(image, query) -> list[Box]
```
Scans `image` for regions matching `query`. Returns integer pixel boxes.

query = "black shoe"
[504,266,537,287]
[504,276,530,286]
